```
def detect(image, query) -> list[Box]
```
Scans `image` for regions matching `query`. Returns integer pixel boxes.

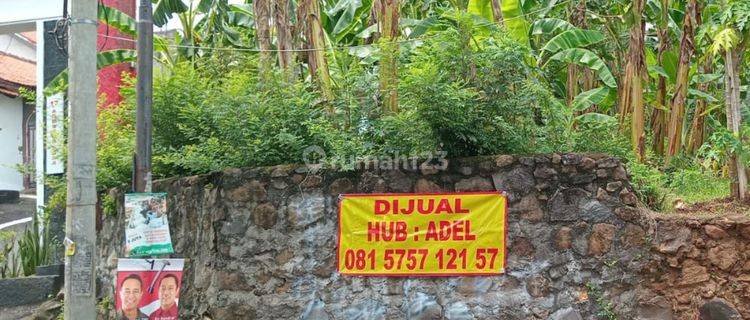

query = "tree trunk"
[725,47,748,200]
[686,59,712,154]
[294,0,308,54]
[302,0,333,103]
[617,67,632,120]
[378,0,399,113]
[490,0,504,24]
[254,0,273,78]
[665,0,696,164]
[618,0,646,160]
[274,0,294,81]
[650,0,670,157]
[575,69,597,113]
[365,0,381,44]
[651,72,667,156]
[685,1,706,154]
[567,64,579,106]
[567,0,586,109]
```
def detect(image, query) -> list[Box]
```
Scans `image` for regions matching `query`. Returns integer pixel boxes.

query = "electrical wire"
[98,0,110,51]
[50,0,69,56]
[98,33,440,52]
[585,10,623,19]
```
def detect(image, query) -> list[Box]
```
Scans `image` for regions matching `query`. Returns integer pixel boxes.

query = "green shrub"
[401,28,566,157]
[155,70,327,173]
[97,99,135,191]
[628,161,670,210]
[572,116,630,159]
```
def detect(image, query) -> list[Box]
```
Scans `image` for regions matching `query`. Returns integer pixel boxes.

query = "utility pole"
[135,0,153,192]
[65,0,98,317]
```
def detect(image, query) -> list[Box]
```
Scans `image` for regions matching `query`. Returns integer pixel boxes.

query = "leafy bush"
[97,80,136,191]
[572,115,630,159]
[698,124,750,172]
[401,28,568,157]
[153,68,327,174]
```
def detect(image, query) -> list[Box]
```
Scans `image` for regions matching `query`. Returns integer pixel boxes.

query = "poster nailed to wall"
[124,193,174,257]
[337,192,507,276]
[116,258,184,320]
[45,92,64,174]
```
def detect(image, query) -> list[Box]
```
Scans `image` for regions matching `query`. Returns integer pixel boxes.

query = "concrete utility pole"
[65,0,98,317]
[134,0,153,192]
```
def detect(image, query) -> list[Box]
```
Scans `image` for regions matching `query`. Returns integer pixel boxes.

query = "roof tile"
[19,32,37,44]
[0,52,36,87]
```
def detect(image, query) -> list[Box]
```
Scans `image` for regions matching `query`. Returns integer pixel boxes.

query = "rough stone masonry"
[96,153,749,319]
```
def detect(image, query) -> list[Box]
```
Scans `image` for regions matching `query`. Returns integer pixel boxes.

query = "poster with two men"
[116,259,184,320]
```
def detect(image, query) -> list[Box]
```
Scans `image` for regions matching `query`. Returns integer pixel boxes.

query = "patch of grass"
[667,168,730,204]
[586,282,618,320]
[0,230,15,242]
[628,160,730,211]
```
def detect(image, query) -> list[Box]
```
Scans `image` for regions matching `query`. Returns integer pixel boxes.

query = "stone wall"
[642,215,750,319]
[97,153,660,319]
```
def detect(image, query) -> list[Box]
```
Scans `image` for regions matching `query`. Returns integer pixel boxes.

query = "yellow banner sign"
[337,192,507,276]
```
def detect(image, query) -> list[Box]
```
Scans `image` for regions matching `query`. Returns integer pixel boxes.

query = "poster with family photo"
[125,193,174,257]
[116,259,184,320]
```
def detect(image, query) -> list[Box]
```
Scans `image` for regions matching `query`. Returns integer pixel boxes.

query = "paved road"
[0,195,35,234]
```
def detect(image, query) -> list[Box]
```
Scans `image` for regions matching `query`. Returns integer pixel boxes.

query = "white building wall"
[0,34,35,61]
[0,94,23,191]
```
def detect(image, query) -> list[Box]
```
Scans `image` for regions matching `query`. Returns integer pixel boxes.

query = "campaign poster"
[116,258,184,320]
[337,192,507,276]
[124,193,174,257]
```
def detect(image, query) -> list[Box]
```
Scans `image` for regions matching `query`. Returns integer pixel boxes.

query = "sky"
[0,0,63,33]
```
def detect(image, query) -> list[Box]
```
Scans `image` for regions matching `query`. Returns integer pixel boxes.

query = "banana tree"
[47,0,253,92]
[501,0,530,45]
[531,20,618,112]
[44,49,138,96]
[379,0,400,113]
[275,0,295,79]
[709,0,750,200]
[664,0,698,163]
[254,0,273,76]
[648,0,672,156]
[618,0,646,161]
[45,5,142,94]
[301,0,335,102]
[686,7,725,155]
